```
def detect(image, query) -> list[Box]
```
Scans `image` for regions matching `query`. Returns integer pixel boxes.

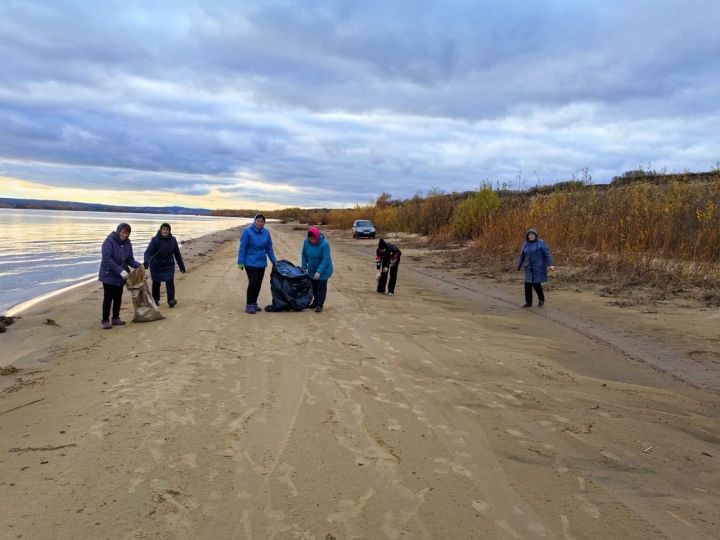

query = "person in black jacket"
[375,238,401,295]
[143,223,186,308]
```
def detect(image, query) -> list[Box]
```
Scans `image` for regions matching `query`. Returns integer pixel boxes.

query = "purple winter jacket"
[98,224,141,286]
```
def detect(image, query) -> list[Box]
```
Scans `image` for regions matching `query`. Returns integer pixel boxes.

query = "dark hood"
[156,223,173,239]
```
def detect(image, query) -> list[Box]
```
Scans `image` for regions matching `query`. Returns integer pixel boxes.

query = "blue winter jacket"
[516,228,554,283]
[98,227,141,286]
[238,225,277,268]
[301,234,334,280]
[144,232,185,282]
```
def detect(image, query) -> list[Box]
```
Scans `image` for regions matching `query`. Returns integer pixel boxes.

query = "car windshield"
[356,221,373,227]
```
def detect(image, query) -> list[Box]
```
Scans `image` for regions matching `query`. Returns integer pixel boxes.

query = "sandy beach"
[1,223,718,539]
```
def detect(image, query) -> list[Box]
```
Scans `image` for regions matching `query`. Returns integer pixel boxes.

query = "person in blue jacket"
[98,223,141,329]
[144,223,186,308]
[516,228,555,307]
[237,214,277,314]
[301,226,334,313]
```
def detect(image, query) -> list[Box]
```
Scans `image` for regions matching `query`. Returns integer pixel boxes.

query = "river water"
[0,209,251,314]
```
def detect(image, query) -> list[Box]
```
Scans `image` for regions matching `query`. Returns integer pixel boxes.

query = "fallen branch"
[0,398,44,416]
[9,443,77,453]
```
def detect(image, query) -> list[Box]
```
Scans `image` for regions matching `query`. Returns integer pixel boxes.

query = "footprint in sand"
[387,418,401,431]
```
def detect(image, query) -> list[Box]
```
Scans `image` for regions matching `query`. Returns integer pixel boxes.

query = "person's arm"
[174,240,186,273]
[316,242,331,277]
[542,241,555,269]
[238,229,248,266]
[516,245,526,271]
[266,233,277,266]
[301,241,309,271]
[127,243,141,269]
[143,238,155,268]
[102,238,125,276]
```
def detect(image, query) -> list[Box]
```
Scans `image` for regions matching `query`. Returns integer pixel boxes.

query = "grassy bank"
[214,171,720,299]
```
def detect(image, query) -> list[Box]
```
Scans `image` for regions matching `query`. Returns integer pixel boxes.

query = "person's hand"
[376,271,381,281]
[120,270,129,280]
[238,264,244,270]
[143,261,149,269]
[180,269,186,274]
[313,272,321,280]
[549,266,555,271]
[382,267,388,273]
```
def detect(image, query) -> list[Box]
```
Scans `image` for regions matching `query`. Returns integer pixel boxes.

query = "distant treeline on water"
[0,197,212,216]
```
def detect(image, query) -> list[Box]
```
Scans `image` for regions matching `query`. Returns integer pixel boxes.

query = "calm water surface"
[0,209,251,314]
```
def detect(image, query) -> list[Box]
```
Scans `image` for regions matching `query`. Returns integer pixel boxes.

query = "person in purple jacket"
[98,223,141,329]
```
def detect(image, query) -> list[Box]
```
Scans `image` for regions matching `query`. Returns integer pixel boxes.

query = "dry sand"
[0,224,718,540]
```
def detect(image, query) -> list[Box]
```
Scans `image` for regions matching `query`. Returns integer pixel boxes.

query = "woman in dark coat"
[516,228,555,307]
[375,239,401,295]
[144,223,186,308]
[98,222,141,329]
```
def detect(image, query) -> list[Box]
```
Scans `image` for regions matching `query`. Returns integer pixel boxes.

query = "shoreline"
[1,221,249,318]
[0,225,244,391]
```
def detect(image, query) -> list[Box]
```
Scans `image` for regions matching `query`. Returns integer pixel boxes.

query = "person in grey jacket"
[516,227,555,307]
[99,223,141,328]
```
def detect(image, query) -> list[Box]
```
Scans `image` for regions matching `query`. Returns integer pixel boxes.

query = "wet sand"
[0,224,718,539]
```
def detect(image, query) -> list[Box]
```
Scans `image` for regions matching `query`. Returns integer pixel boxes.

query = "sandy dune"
[1,224,718,539]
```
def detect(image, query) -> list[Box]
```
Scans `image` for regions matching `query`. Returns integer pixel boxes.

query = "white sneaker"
[388,292,394,296]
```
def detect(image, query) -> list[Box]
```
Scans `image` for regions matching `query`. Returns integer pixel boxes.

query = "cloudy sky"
[1,1,719,209]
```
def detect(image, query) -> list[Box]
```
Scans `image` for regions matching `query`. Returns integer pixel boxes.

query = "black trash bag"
[264,259,314,312]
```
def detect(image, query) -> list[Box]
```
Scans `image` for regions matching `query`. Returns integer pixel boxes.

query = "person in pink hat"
[301,227,334,313]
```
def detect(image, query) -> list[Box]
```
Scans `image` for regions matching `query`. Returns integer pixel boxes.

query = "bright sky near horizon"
[1,1,719,209]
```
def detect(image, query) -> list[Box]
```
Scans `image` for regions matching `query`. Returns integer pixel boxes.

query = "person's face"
[119,229,130,241]
[527,232,537,241]
[255,217,265,229]
[161,226,170,237]
[310,235,319,245]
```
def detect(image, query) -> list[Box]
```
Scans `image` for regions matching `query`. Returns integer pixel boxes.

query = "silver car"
[352,220,376,239]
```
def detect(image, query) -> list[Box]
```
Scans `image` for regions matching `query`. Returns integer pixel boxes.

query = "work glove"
[549,266,555,271]
[382,267,389,273]
[238,264,244,271]
[376,271,381,281]
[313,272,321,280]
[120,270,129,280]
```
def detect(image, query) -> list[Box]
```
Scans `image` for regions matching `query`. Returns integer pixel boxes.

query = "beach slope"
[1,224,718,539]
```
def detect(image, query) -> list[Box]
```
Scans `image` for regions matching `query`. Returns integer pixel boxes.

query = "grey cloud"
[0,0,719,207]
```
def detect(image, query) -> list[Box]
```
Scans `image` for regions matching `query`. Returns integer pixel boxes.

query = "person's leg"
[388,262,400,294]
[111,284,123,319]
[524,282,533,306]
[166,279,176,304]
[533,283,545,305]
[102,283,114,322]
[377,269,388,293]
[245,267,265,305]
[310,279,319,307]
[316,279,328,307]
[152,281,161,305]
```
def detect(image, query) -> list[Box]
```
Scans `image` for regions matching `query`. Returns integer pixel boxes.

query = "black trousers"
[377,261,400,294]
[524,282,545,305]
[311,279,328,307]
[245,266,266,305]
[152,279,176,304]
[102,283,123,321]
